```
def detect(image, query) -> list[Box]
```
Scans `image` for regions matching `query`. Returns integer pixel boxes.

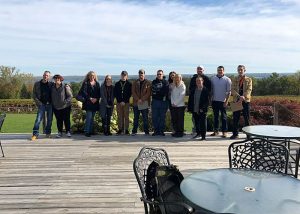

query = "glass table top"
[242,125,300,139]
[180,168,300,214]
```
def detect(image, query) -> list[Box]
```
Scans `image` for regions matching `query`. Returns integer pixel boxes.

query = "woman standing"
[79,71,100,137]
[170,74,186,137]
[51,74,73,138]
[168,71,176,132]
[99,75,114,136]
[187,77,209,141]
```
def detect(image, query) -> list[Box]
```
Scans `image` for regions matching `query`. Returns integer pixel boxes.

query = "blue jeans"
[132,106,149,134]
[151,99,168,134]
[212,101,228,132]
[84,111,96,134]
[32,104,53,136]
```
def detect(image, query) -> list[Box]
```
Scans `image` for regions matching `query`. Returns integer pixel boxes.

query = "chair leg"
[0,141,4,157]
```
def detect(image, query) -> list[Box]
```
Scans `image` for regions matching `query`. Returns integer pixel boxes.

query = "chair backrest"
[228,138,289,174]
[133,147,170,213]
[0,113,6,131]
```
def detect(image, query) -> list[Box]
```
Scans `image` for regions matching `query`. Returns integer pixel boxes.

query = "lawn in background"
[2,113,193,134]
[2,114,58,133]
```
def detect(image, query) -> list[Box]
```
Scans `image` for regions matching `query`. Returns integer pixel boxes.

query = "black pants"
[170,106,185,134]
[102,107,113,134]
[192,112,207,138]
[53,106,71,132]
[232,102,250,136]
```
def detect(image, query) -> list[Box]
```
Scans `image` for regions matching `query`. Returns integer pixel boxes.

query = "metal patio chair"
[228,138,289,175]
[133,147,194,214]
[0,113,6,157]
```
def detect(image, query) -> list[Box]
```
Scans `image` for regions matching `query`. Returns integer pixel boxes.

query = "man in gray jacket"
[31,71,53,140]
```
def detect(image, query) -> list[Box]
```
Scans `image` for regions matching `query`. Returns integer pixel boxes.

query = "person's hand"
[120,102,125,106]
[239,96,245,101]
[199,109,203,113]
[223,102,228,108]
[137,99,143,105]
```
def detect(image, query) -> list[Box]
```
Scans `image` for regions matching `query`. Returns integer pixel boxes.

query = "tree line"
[1,65,300,99]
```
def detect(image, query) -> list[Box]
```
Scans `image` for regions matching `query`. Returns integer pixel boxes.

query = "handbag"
[230,101,243,112]
[75,94,85,102]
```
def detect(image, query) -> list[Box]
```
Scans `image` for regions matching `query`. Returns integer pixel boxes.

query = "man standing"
[230,65,252,139]
[210,66,231,138]
[131,69,151,135]
[114,71,132,135]
[189,65,212,134]
[151,70,169,136]
[31,70,53,140]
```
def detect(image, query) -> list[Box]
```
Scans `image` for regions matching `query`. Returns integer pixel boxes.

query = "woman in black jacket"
[79,71,100,137]
[99,75,114,136]
[188,76,209,140]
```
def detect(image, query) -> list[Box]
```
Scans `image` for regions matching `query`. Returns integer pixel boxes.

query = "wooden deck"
[0,133,295,213]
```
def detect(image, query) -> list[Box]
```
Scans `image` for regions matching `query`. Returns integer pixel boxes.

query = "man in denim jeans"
[210,66,231,138]
[31,71,53,140]
[131,69,151,136]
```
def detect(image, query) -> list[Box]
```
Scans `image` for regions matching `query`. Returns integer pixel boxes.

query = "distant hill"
[34,73,295,83]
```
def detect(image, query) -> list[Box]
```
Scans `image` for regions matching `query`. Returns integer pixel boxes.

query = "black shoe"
[85,133,91,137]
[160,132,165,136]
[116,130,122,135]
[125,130,130,135]
[107,132,112,136]
[200,137,206,141]
[152,132,158,136]
[192,134,200,139]
[230,135,239,139]
[145,131,150,135]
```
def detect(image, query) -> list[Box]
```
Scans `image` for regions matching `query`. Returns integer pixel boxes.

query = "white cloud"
[0,0,300,75]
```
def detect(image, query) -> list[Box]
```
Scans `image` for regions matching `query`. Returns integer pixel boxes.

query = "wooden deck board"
[0,133,298,213]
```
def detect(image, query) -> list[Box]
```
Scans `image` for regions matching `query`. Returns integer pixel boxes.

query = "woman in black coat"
[78,71,100,137]
[188,76,209,140]
[99,75,114,136]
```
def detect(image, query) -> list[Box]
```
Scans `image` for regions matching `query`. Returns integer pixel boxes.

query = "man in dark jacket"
[151,70,169,136]
[31,70,53,140]
[114,71,132,135]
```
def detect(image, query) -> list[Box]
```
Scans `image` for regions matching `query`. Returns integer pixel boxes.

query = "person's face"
[54,78,61,85]
[237,66,245,76]
[139,71,145,81]
[217,67,224,76]
[196,78,203,87]
[89,73,96,81]
[197,67,204,75]
[170,73,175,80]
[175,75,181,85]
[121,73,127,81]
[105,77,112,86]
[43,72,50,82]
[157,71,163,80]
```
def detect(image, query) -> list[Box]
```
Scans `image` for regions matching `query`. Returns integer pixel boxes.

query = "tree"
[20,84,31,99]
[0,66,34,99]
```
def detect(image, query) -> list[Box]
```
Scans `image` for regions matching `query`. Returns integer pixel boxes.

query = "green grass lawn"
[2,113,193,133]
[2,114,58,133]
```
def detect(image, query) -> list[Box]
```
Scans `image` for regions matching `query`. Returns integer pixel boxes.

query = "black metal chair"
[0,113,6,157]
[228,138,289,175]
[133,147,194,214]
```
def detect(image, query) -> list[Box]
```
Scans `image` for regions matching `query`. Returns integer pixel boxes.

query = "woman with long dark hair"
[99,75,114,136]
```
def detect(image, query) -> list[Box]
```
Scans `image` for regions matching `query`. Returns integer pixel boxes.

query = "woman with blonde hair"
[78,71,100,137]
[170,74,186,137]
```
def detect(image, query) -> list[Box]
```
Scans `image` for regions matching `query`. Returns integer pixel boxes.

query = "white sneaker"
[56,132,62,138]
[67,131,71,137]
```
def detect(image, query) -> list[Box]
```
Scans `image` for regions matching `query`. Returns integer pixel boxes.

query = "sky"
[0,0,300,76]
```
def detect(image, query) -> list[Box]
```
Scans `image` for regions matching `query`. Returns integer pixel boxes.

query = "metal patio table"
[180,168,300,214]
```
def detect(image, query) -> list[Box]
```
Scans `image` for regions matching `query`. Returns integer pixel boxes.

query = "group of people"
[30,65,252,141]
